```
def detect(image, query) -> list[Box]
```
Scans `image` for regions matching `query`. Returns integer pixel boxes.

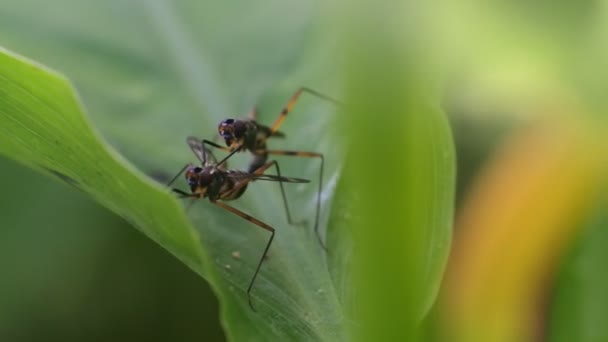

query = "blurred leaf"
[436,0,606,121]
[328,1,456,340]
[548,201,608,342]
[336,100,455,341]
[442,120,606,342]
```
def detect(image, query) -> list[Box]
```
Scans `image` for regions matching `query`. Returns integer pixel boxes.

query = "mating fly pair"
[201,87,342,249]
[170,87,340,310]
[168,137,309,310]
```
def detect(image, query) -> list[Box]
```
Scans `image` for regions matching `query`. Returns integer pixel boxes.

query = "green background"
[1,0,606,341]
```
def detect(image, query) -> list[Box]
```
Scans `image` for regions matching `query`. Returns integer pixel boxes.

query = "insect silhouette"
[200,87,342,249]
[168,137,310,311]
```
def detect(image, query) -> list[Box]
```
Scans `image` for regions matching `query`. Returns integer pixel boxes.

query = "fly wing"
[186,136,217,165]
[226,170,310,183]
[251,173,310,183]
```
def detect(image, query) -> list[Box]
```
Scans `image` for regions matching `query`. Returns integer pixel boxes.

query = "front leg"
[172,188,196,198]
[202,139,241,168]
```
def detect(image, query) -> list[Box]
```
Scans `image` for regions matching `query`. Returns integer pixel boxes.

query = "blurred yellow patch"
[443,117,606,342]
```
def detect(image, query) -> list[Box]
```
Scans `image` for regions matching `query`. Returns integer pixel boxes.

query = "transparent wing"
[186,136,217,165]
[253,174,310,183]
[229,172,310,184]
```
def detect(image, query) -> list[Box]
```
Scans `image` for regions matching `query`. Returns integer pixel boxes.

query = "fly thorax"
[205,169,226,201]
[238,121,259,150]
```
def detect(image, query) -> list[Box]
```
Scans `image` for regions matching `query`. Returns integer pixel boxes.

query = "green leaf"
[0,46,342,341]
[328,1,456,340]
[0,1,455,340]
[549,201,608,342]
[0,1,345,339]
[0,46,208,287]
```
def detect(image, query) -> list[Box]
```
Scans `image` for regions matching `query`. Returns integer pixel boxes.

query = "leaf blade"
[0,47,209,284]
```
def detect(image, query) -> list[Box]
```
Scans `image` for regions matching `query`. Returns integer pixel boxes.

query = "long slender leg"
[256,160,296,225]
[269,87,343,135]
[218,159,307,228]
[213,201,274,312]
[219,160,302,228]
[167,164,190,187]
[202,139,232,152]
[172,188,192,197]
[171,188,201,211]
[256,149,326,250]
[202,139,239,168]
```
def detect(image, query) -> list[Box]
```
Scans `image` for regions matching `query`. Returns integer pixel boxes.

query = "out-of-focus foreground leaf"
[327,1,456,340]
